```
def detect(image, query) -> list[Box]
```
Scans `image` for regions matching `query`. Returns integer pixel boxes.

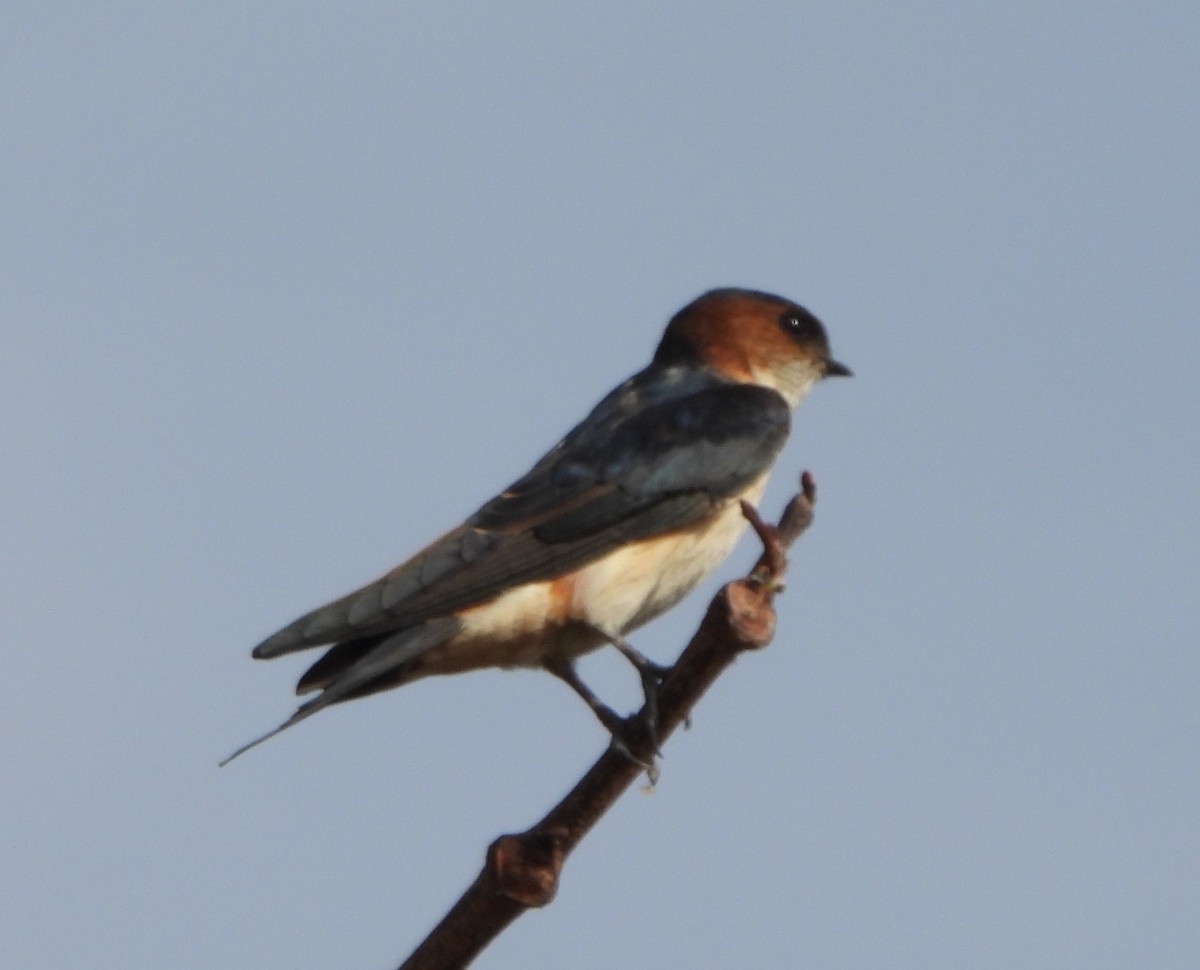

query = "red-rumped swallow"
[222,288,849,765]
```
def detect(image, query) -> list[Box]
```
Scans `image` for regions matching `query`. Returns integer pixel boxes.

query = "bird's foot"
[544,645,667,785]
[588,703,660,784]
[608,720,661,787]
[603,634,671,782]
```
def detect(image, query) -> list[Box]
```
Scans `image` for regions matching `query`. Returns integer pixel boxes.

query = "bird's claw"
[608,730,660,786]
[607,706,663,785]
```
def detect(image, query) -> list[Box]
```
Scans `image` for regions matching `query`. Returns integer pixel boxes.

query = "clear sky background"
[4,4,1197,969]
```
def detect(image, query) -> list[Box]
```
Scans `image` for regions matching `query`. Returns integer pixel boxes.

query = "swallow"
[222,288,849,766]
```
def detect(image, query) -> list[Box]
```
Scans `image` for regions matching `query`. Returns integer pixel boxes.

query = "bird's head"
[653,288,851,407]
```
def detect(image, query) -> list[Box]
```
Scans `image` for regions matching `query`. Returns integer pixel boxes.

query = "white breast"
[567,472,769,638]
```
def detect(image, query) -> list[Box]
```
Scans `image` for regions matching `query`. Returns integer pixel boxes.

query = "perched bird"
[222,288,849,765]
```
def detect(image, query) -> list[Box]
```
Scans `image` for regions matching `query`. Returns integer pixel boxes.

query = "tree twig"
[398,472,819,970]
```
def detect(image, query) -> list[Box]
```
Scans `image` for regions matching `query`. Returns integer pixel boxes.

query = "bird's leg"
[611,637,667,748]
[543,654,625,735]
[590,628,673,762]
[610,637,671,682]
[543,653,659,781]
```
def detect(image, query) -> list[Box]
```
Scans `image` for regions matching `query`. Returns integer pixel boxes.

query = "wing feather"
[252,375,789,659]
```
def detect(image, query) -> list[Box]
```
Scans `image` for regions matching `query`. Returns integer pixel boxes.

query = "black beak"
[824,358,853,378]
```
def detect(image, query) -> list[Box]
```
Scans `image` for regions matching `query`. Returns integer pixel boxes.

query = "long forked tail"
[220,617,460,766]
[219,698,323,766]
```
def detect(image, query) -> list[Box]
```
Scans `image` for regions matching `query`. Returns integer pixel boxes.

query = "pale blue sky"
[4,4,1198,968]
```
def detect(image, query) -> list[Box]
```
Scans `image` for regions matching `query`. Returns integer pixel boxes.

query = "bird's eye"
[779,309,817,339]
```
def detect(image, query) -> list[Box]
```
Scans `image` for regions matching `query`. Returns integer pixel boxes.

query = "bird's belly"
[568,474,767,638]
[417,474,768,674]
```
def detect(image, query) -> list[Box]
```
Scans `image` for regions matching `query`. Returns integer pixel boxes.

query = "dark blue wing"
[481,382,791,541]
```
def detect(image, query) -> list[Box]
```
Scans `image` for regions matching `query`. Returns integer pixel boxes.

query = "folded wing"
[252,377,791,660]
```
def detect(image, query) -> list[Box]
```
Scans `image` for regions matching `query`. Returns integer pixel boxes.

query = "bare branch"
[398,473,819,970]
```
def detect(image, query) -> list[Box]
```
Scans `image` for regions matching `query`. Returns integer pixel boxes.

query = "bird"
[222,288,849,766]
